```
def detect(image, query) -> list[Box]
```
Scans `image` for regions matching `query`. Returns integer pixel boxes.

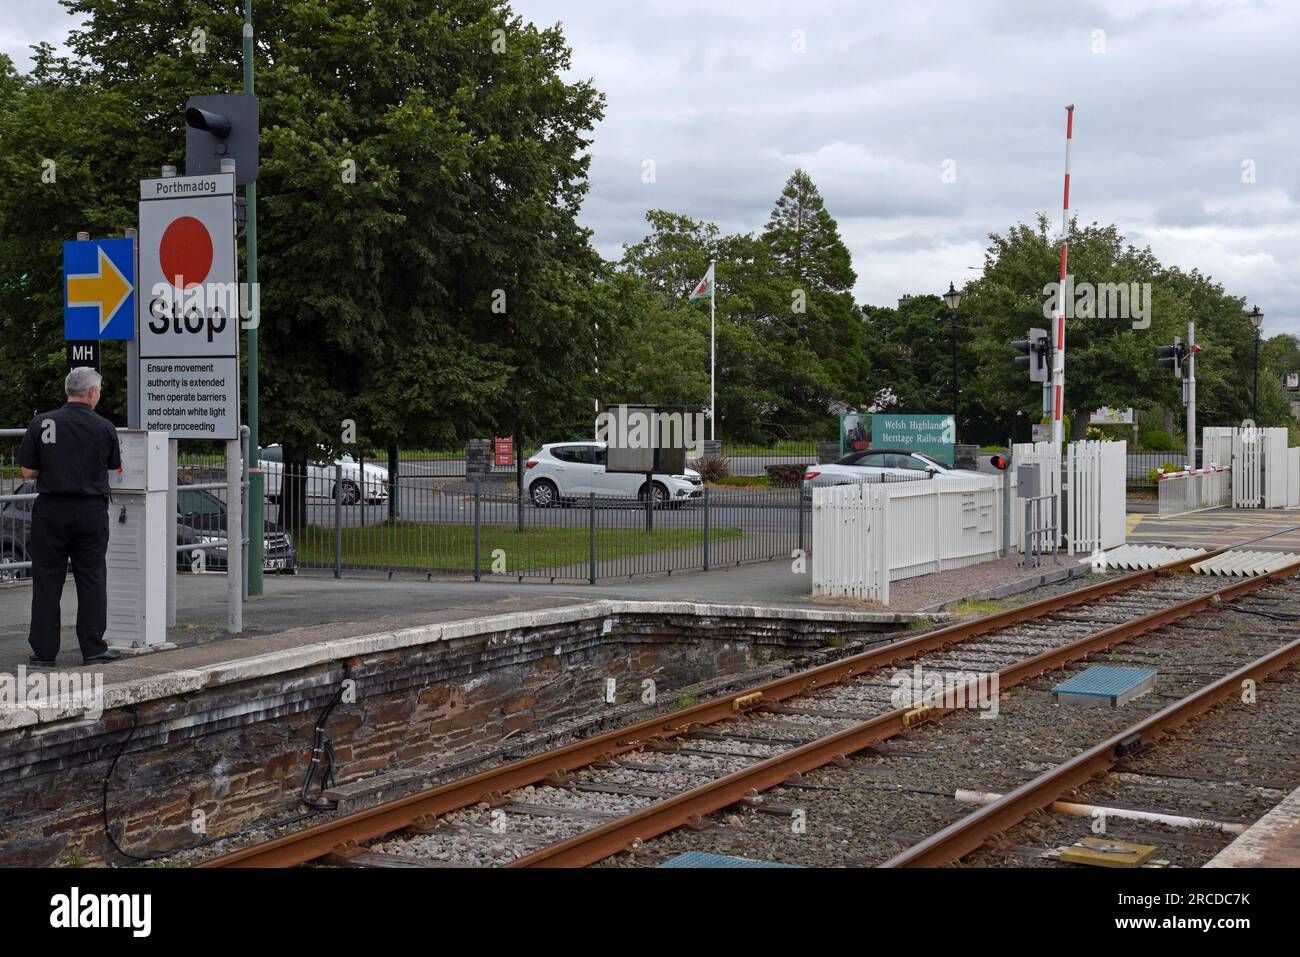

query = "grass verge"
[297,520,744,571]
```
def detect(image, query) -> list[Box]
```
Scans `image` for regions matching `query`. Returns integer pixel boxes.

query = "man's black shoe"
[82,649,123,664]
[28,656,56,668]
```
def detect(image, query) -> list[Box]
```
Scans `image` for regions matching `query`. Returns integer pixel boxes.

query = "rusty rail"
[507,556,1300,866]
[883,616,1300,865]
[202,545,1246,868]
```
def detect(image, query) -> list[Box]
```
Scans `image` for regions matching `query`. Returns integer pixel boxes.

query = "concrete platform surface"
[1205,782,1300,868]
[0,542,1097,675]
[1,557,957,730]
[3,559,833,671]
[0,590,927,731]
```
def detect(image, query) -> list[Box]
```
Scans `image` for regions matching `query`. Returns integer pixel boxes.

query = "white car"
[803,449,980,496]
[259,444,390,506]
[523,441,702,507]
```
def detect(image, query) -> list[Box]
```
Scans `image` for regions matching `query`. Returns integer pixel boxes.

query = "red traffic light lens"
[990,454,1009,471]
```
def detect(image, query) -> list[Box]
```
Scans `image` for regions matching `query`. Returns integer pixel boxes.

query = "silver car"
[259,444,390,506]
[802,449,979,496]
[523,441,702,507]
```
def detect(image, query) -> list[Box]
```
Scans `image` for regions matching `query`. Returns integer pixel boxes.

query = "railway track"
[887,602,1300,869]
[594,579,1300,868]
[203,546,1300,869]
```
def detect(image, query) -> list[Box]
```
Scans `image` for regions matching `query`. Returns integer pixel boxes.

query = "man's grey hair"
[65,367,102,398]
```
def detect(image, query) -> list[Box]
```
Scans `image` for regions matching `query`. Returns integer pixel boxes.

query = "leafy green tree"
[860,294,959,418]
[614,211,787,443]
[1,2,606,529]
[759,169,868,435]
[962,216,1180,444]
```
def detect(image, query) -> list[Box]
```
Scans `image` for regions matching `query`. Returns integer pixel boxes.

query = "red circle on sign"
[159,216,213,289]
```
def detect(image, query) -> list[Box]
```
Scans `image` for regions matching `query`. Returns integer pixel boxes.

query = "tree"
[860,294,963,417]
[949,217,1279,447]
[759,169,867,435]
[1,2,606,529]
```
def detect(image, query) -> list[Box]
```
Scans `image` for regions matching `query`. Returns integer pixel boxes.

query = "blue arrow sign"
[63,238,135,340]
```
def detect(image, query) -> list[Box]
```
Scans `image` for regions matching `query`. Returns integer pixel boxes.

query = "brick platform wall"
[0,608,904,865]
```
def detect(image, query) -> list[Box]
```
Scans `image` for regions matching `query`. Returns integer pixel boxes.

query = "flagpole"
[709,259,716,441]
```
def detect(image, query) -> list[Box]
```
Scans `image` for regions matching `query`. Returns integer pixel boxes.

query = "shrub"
[765,463,809,487]
[1085,426,1121,442]
[1149,462,1186,483]
[688,455,731,482]
[1142,430,1174,451]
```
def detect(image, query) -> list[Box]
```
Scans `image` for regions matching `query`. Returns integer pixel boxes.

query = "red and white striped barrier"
[1155,465,1230,481]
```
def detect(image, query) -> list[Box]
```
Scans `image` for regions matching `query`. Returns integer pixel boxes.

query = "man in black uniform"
[17,367,123,666]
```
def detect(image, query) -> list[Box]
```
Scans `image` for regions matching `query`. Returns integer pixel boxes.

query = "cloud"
[9,0,1298,333]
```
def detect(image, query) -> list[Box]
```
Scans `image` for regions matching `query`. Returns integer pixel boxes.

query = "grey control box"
[1016,463,1042,498]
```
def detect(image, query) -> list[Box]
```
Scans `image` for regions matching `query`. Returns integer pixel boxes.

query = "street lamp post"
[942,281,963,431]
[1248,305,1264,421]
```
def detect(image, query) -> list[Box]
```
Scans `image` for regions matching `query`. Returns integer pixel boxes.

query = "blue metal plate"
[1053,665,1158,698]
[658,851,800,868]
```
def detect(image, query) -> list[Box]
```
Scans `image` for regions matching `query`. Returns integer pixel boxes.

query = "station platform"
[0,561,937,732]
[0,560,921,680]
[0,564,936,864]
[1205,782,1300,868]
[1127,507,1300,552]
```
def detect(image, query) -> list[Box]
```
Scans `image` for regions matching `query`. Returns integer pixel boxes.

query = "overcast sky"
[6,0,1297,332]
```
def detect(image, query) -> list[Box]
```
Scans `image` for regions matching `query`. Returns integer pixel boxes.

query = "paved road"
[264,489,809,532]
[1129,507,1300,552]
[390,453,821,478]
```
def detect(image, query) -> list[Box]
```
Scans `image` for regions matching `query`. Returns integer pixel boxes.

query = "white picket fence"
[811,476,1002,603]
[812,440,1129,604]
[1204,426,1292,508]
[1068,440,1127,554]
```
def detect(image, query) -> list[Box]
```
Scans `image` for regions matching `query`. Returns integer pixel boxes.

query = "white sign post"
[137,172,240,438]
[136,170,242,634]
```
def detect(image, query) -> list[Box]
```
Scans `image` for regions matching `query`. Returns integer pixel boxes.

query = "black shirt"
[16,403,122,498]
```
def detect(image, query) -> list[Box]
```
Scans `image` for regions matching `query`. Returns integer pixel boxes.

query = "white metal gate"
[1011,442,1061,548]
[1068,439,1126,554]
[1205,425,1289,509]
[1231,429,1261,507]
[1264,428,1289,507]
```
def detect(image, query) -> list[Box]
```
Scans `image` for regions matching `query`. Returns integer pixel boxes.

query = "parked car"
[523,441,703,507]
[175,481,297,573]
[259,444,389,506]
[802,449,982,497]
[0,481,296,581]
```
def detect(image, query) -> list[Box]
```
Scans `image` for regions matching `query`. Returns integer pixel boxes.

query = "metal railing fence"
[264,463,817,582]
[1,439,940,585]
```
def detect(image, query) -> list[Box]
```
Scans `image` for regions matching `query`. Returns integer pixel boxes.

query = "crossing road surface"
[1127,507,1300,552]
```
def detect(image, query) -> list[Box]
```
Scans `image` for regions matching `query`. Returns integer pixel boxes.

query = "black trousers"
[28,495,110,661]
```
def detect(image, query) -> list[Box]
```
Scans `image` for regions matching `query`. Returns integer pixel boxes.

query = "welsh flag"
[688,264,714,301]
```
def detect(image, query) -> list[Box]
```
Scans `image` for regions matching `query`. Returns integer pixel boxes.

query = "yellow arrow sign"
[66,247,132,333]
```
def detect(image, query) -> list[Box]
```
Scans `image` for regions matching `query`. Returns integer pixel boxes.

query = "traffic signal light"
[1012,327,1051,382]
[185,94,260,185]
[1156,337,1190,377]
[989,453,1010,471]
